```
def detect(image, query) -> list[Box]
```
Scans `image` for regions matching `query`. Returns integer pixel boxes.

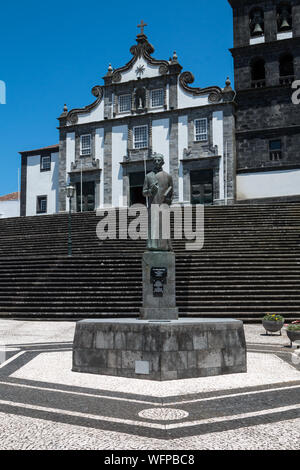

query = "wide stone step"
[0,203,299,319]
[0,267,298,276]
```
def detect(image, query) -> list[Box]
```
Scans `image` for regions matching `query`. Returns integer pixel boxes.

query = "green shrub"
[287,325,300,331]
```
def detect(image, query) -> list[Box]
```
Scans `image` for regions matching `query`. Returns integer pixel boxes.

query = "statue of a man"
[143,154,174,251]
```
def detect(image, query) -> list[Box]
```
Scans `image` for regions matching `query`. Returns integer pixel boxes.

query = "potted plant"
[262,313,285,336]
[286,322,300,347]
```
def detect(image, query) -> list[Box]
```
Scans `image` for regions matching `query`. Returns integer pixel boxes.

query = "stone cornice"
[180,155,221,162]
[230,36,300,55]
[57,101,236,131]
[227,0,265,8]
[237,163,300,173]
[236,124,300,135]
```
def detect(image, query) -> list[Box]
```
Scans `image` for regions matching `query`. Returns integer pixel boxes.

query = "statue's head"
[153,153,164,171]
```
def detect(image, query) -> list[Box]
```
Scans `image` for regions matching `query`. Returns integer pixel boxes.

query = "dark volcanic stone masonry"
[72,319,247,381]
[229,0,300,173]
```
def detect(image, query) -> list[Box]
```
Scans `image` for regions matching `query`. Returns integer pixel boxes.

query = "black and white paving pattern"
[0,320,299,450]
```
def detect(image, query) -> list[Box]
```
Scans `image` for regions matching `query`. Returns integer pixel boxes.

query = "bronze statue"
[143,153,173,251]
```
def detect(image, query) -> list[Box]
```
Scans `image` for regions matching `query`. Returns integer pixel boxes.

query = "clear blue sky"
[0,0,233,196]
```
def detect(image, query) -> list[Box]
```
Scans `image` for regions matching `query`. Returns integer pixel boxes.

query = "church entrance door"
[76,182,95,212]
[190,170,213,205]
[129,172,146,206]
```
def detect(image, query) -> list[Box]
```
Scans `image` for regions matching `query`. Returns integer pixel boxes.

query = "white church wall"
[66,132,75,209]
[0,200,20,218]
[178,115,188,203]
[95,127,105,208]
[66,133,75,174]
[120,57,160,83]
[66,100,104,126]
[177,86,211,109]
[165,83,169,111]
[112,124,128,207]
[237,169,300,200]
[152,118,170,172]
[212,111,224,201]
[26,152,59,216]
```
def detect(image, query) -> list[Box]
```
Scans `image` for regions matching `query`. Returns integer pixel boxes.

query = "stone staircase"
[0,203,299,322]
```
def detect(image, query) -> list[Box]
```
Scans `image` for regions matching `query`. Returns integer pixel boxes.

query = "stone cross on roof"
[137,20,147,35]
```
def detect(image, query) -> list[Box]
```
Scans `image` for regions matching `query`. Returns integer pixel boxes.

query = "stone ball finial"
[106,64,113,76]
[223,77,233,93]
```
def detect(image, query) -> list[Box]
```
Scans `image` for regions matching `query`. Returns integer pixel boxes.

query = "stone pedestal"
[140,251,179,320]
[72,318,247,381]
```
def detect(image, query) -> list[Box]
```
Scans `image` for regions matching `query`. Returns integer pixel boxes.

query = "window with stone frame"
[80,134,91,156]
[37,196,47,214]
[150,89,164,108]
[269,139,282,161]
[118,94,131,113]
[133,125,148,149]
[40,155,51,172]
[194,118,208,142]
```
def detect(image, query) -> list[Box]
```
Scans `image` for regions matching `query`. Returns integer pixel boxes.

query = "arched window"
[249,8,265,37]
[277,3,292,32]
[251,58,266,88]
[279,53,294,84]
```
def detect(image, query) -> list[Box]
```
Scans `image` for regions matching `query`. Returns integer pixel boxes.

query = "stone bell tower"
[228,0,300,202]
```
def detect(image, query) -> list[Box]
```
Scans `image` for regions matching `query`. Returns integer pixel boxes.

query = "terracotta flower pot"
[287,330,300,347]
[262,320,284,336]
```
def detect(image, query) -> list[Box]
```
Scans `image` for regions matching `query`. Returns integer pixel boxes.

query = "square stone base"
[72,319,247,381]
[141,251,178,320]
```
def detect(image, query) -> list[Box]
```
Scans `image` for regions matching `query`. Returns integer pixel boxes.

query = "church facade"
[20,1,300,217]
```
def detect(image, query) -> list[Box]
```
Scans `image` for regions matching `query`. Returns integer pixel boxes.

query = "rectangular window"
[37,196,47,214]
[118,94,131,113]
[40,155,51,171]
[133,125,148,149]
[269,139,282,161]
[195,119,208,142]
[151,89,164,108]
[80,134,91,156]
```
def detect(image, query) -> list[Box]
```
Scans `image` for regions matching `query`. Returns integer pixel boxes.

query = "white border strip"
[0,399,298,431]
[0,352,25,369]
[0,380,299,408]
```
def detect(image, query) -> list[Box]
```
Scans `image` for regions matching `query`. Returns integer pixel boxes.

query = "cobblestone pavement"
[0,320,299,450]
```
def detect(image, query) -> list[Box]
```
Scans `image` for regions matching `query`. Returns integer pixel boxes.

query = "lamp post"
[66,184,75,257]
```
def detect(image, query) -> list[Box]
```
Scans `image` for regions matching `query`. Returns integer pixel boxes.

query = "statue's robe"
[143,170,173,251]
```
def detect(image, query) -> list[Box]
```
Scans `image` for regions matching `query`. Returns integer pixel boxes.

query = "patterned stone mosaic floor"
[0,320,299,450]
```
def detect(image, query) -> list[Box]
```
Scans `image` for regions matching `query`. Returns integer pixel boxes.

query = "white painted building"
[20,145,59,217]
[0,192,20,218]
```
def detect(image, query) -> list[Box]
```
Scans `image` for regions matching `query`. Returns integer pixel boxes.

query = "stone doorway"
[190,170,213,205]
[76,182,95,212]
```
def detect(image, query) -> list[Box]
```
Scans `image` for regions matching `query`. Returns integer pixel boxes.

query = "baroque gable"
[59,25,235,127]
